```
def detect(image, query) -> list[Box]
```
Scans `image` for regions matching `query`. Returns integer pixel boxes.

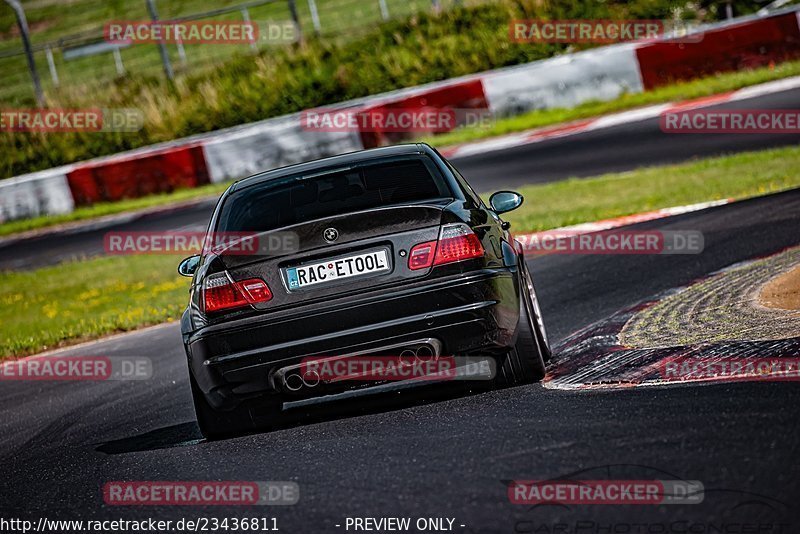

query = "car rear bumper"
[186,267,520,409]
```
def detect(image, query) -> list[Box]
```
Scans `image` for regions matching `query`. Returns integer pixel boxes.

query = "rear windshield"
[215,156,453,232]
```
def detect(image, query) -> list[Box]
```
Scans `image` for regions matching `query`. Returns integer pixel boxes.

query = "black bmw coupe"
[178,143,550,438]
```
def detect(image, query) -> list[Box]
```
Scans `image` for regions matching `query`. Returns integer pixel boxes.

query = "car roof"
[229,144,432,192]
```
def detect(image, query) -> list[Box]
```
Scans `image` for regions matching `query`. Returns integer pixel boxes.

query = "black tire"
[521,261,552,363]
[496,269,548,387]
[190,373,255,440]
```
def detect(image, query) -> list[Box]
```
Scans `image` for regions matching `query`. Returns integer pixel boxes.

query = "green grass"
[500,145,800,231]
[0,254,188,358]
[425,60,800,147]
[2,145,799,359]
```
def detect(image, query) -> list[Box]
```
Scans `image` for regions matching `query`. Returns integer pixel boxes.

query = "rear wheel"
[495,266,548,387]
[521,261,552,363]
[190,374,256,440]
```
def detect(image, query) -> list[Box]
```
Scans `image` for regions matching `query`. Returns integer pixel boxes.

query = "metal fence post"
[145,0,174,81]
[4,0,45,107]
[378,0,389,21]
[176,36,187,66]
[240,7,258,51]
[287,0,303,42]
[45,46,59,87]
[724,1,734,19]
[307,0,321,34]
[112,46,125,75]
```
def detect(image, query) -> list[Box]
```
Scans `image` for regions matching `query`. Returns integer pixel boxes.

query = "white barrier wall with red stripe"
[202,114,364,184]
[0,167,75,223]
[1,7,798,224]
[482,43,644,117]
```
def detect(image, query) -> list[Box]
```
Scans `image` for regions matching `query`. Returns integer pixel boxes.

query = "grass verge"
[2,145,799,359]
[0,255,187,358]
[426,60,800,147]
[500,145,800,231]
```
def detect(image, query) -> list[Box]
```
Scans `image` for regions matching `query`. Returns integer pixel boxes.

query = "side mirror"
[489,191,524,214]
[178,255,201,277]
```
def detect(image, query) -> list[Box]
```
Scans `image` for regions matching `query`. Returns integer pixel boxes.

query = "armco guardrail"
[1,7,799,224]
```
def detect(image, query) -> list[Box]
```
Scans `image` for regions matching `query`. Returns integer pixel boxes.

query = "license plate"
[285,249,390,290]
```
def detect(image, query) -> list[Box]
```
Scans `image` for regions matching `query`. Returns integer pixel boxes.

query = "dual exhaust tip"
[284,369,319,392]
[281,344,437,392]
[399,344,435,363]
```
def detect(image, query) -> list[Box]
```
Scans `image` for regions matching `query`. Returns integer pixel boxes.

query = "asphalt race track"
[1,85,799,272]
[458,84,800,191]
[2,188,799,530]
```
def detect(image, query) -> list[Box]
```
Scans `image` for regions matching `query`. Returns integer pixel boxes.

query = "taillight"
[408,224,484,270]
[434,224,484,265]
[408,241,437,270]
[203,274,272,313]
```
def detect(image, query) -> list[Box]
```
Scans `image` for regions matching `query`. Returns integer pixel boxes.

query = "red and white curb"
[543,246,800,390]
[441,76,800,159]
[513,198,732,245]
